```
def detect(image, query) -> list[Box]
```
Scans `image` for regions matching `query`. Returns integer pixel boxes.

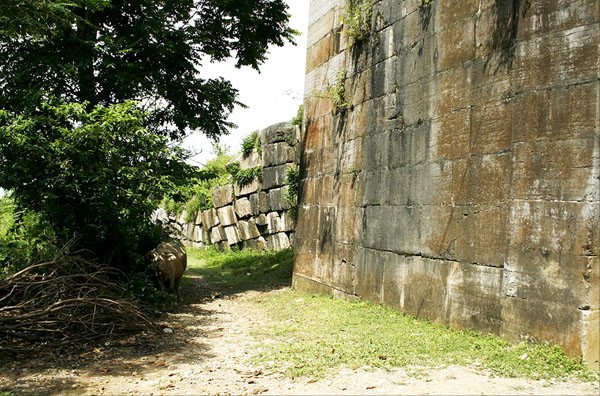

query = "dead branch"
[0,245,158,351]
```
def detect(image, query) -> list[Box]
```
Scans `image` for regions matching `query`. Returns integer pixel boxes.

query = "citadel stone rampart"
[294,0,599,368]
[155,122,299,251]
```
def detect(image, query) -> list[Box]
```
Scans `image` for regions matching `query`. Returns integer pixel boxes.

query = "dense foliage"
[0,101,190,270]
[241,131,262,157]
[161,145,233,219]
[0,0,296,138]
[0,0,295,272]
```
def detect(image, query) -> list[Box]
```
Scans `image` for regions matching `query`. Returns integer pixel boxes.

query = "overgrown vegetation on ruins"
[343,0,373,46]
[0,0,295,349]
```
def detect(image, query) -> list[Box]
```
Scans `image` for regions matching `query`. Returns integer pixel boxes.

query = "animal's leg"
[174,278,182,302]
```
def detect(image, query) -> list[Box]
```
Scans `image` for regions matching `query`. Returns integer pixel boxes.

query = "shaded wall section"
[294,0,599,368]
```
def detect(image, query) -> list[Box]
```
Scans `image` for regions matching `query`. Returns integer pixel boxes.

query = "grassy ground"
[187,247,598,382]
[186,247,294,294]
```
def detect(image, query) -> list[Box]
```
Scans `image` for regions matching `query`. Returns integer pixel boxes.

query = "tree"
[0,100,191,270]
[0,0,295,269]
[0,0,296,138]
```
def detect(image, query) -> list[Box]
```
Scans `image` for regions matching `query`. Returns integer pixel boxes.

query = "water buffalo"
[147,240,187,301]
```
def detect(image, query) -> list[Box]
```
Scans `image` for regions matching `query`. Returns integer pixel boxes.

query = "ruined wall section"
[156,122,299,251]
[294,0,599,368]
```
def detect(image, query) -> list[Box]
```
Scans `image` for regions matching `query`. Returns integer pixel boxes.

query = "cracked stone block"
[212,185,234,208]
[235,198,253,219]
[217,205,237,226]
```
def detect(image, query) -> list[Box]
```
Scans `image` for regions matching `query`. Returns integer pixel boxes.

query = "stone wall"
[294,0,599,368]
[155,122,300,251]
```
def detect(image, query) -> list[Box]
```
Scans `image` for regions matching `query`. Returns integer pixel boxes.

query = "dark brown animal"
[147,240,187,301]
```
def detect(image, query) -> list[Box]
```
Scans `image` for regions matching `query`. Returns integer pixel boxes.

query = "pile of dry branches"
[0,243,157,350]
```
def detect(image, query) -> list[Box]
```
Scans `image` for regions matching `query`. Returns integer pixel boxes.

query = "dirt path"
[1,277,598,395]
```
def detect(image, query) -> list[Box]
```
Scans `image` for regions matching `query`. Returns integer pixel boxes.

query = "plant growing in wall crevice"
[284,164,300,219]
[330,70,350,113]
[227,162,263,188]
[343,0,374,47]
[241,130,262,157]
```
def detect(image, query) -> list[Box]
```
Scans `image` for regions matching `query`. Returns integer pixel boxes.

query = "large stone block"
[234,179,261,197]
[268,187,290,211]
[210,226,226,243]
[240,151,261,169]
[262,142,298,167]
[249,193,261,215]
[280,211,296,232]
[217,205,237,226]
[262,164,292,190]
[244,236,267,251]
[224,225,241,246]
[201,209,219,229]
[152,208,169,224]
[212,185,234,208]
[266,232,291,251]
[266,212,282,234]
[234,198,253,219]
[261,122,296,145]
[238,220,261,241]
[258,191,270,213]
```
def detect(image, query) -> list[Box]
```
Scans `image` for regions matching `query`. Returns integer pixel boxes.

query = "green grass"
[185,248,598,382]
[186,247,294,294]
[250,292,598,381]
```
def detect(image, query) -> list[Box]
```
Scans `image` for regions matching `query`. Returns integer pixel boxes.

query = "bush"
[241,130,261,157]
[0,100,192,273]
[343,0,373,46]
[0,195,58,278]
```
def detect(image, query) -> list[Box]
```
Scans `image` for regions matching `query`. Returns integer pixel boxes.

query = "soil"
[1,274,598,396]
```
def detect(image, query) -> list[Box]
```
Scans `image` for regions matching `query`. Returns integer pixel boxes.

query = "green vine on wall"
[343,0,373,46]
[284,164,300,219]
[330,70,349,113]
[227,162,263,188]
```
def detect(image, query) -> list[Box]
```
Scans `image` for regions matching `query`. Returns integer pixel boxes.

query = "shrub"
[343,0,373,46]
[241,130,262,157]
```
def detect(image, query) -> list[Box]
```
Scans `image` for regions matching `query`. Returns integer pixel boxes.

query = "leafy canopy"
[0,0,296,138]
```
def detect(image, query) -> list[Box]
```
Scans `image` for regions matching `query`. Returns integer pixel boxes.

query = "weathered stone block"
[262,164,291,190]
[266,232,291,251]
[234,198,253,219]
[244,236,267,251]
[238,220,257,241]
[268,187,290,211]
[152,208,169,224]
[217,205,237,226]
[249,193,261,215]
[258,191,270,213]
[261,122,296,145]
[234,180,261,197]
[201,209,219,229]
[240,151,261,169]
[212,185,233,208]
[176,210,188,225]
[262,142,297,167]
[194,210,203,226]
[255,213,268,226]
[266,212,282,234]
[224,225,240,246]
[210,226,226,243]
[280,211,296,233]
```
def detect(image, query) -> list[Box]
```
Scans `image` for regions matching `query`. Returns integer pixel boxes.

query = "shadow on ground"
[0,248,295,395]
